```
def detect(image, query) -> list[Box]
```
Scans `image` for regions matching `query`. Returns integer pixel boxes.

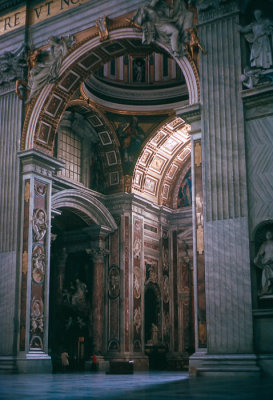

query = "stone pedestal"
[17,150,64,373]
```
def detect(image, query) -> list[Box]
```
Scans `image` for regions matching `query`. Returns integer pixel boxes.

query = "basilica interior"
[0,0,273,390]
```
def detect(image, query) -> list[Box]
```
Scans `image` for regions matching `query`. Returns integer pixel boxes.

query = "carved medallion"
[32,208,47,242]
[32,244,45,283]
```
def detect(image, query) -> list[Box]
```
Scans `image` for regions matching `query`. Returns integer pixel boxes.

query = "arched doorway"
[18,14,198,372]
[49,190,117,371]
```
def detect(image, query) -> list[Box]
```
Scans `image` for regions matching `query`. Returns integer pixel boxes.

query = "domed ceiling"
[73,40,192,208]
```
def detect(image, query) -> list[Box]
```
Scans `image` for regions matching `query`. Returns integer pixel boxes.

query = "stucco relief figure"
[71,279,88,306]
[32,245,45,283]
[163,275,169,303]
[254,231,273,296]
[163,311,170,337]
[134,306,142,334]
[32,209,47,242]
[31,298,44,333]
[134,268,141,299]
[26,35,75,103]
[132,0,193,57]
[133,237,142,259]
[109,266,120,298]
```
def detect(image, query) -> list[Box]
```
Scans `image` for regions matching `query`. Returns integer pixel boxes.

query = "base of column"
[0,356,17,373]
[189,352,260,376]
[257,354,273,377]
[16,352,52,373]
[166,352,187,370]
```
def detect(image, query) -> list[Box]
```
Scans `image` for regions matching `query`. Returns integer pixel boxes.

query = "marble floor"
[0,372,272,400]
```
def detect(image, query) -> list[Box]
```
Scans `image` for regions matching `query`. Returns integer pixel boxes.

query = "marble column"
[17,149,63,373]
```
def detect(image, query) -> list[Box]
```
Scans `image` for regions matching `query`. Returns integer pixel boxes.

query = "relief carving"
[31,297,44,334]
[32,208,47,242]
[133,267,141,299]
[134,306,142,334]
[163,275,169,303]
[109,265,120,298]
[32,244,45,283]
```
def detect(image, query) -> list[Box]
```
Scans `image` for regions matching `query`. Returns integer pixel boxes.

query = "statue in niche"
[151,323,159,344]
[239,10,273,88]
[32,209,47,242]
[133,58,145,82]
[132,0,193,57]
[26,35,75,103]
[71,278,88,306]
[254,231,273,296]
[32,245,45,283]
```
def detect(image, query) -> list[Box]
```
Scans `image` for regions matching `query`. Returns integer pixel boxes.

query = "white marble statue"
[254,231,273,296]
[132,0,193,57]
[240,10,273,70]
[26,35,75,103]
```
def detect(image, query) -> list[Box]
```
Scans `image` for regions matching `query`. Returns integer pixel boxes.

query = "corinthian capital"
[87,247,109,262]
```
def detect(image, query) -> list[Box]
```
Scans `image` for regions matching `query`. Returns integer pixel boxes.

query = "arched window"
[57,129,82,183]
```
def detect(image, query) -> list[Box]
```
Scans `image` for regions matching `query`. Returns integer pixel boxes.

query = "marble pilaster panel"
[0,92,22,356]
[198,2,253,354]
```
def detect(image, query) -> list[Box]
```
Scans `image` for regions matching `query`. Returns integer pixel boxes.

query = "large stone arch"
[52,189,117,231]
[21,27,199,153]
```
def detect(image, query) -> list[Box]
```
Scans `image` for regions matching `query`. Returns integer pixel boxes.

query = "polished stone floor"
[0,372,272,400]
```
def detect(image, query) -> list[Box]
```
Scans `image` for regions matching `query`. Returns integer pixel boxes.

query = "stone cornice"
[18,149,64,178]
[196,0,239,26]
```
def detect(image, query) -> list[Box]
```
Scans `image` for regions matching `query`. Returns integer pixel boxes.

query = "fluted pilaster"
[198,3,253,353]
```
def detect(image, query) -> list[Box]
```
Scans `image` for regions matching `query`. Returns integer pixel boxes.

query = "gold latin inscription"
[0,7,26,36]
[0,0,91,36]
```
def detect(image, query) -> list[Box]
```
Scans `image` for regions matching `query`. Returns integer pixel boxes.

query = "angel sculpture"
[132,0,193,57]
[25,35,75,103]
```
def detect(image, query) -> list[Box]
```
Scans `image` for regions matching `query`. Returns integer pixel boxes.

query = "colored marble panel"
[37,121,52,146]
[194,140,207,348]
[124,216,129,352]
[173,231,178,351]
[59,70,80,93]
[79,53,100,71]
[20,179,30,351]
[45,94,63,118]
[133,217,143,351]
